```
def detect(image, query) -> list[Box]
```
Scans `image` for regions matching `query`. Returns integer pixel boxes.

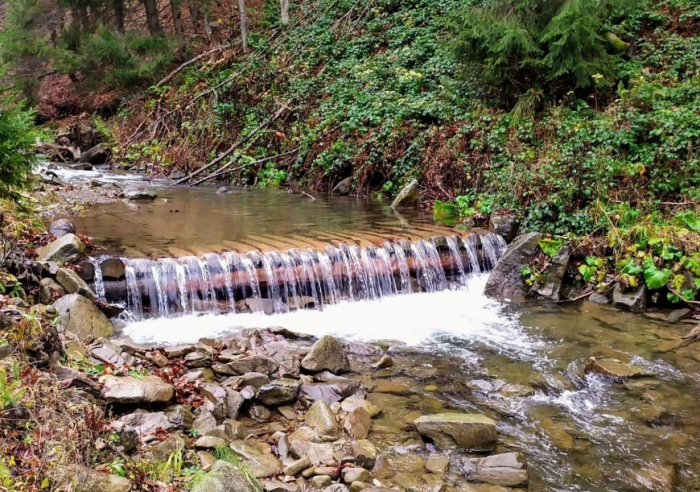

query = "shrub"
[0,91,38,201]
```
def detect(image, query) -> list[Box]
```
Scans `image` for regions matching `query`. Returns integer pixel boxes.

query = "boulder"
[56,268,97,300]
[102,375,174,404]
[414,413,497,451]
[79,143,111,165]
[230,440,283,477]
[301,379,361,404]
[305,401,341,441]
[534,245,571,300]
[332,177,352,195]
[258,378,302,406]
[200,382,228,420]
[36,233,85,263]
[390,179,419,209]
[123,185,158,201]
[216,186,232,194]
[49,218,75,238]
[283,457,311,476]
[344,407,372,439]
[118,411,173,438]
[340,397,381,417]
[612,284,647,312]
[65,466,131,492]
[194,436,227,449]
[226,355,280,375]
[584,357,647,378]
[39,277,66,304]
[589,293,610,305]
[100,258,126,280]
[225,388,245,419]
[484,232,542,301]
[489,215,519,243]
[342,467,370,484]
[88,338,133,366]
[301,336,350,373]
[53,294,113,341]
[191,460,263,492]
[351,440,377,469]
[169,170,186,180]
[462,452,528,487]
[77,260,95,281]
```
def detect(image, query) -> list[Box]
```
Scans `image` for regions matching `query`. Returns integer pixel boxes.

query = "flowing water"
[51,171,699,491]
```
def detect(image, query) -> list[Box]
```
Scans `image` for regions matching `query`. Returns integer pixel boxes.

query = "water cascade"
[92,232,506,320]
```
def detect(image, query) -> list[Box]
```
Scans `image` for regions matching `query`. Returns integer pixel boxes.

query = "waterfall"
[95,232,507,320]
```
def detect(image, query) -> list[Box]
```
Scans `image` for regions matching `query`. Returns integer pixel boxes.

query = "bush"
[0,92,38,201]
[449,0,636,105]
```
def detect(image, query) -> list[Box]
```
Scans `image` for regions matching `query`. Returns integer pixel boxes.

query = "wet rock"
[589,292,610,305]
[49,218,75,238]
[79,143,111,165]
[301,379,362,404]
[627,463,677,492]
[372,355,393,369]
[191,460,264,492]
[484,232,542,302]
[118,411,173,438]
[667,308,690,323]
[489,215,519,243]
[53,294,113,341]
[612,284,647,312]
[216,186,232,194]
[184,350,212,367]
[301,336,350,373]
[258,378,302,406]
[534,245,571,300]
[371,380,411,395]
[425,455,449,475]
[344,407,372,439]
[340,397,381,417]
[332,177,352,195]
[65,465,131,492]
[56,268,97,300]
[169,170,186,180]
[230,440,283,477]
[312,475,333,488]
[342,467,370,483]
[305,401,341,441]
[351,440,377,469]
[100,258,126,280]
[584,357,647,378]
[102,375,174,404]
[194,435,227,449]
[390,179,419,209]
[36,233,85,263]
[163,344,197,358]
[123,185,158,200]
[227,355,280,375]
[414,413,497,451]
[284,457,311,476]
[39,277,66,304]
[462,452,528,487]
[497,383,535,398]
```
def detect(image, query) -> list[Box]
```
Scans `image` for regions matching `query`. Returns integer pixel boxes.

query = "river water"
[53,168,699,491]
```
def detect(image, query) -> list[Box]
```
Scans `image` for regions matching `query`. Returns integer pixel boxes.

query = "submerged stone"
[584,357,648,378]
[462,452,528,487]
[414,413,497,451]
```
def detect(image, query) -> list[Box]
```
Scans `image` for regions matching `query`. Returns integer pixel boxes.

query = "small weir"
[92,232,506,319]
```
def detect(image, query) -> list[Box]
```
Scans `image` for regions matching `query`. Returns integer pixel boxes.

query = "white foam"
[122,274,537,353]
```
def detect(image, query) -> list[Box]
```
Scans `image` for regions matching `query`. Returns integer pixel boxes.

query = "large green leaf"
[643,264,671,290]
[538,238,563,257]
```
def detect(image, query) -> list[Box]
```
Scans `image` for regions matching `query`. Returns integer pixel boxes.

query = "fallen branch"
[668,287,700,306]
[156,47,224,87]
[193,147,300,185]
[176,101,291,185]
[300,190,316,201]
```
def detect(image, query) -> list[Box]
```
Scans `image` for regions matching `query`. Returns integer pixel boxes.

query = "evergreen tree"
[0,91,38,201]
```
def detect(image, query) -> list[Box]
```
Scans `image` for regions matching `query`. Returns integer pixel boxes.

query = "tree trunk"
[112,0,125,32]
[280,0,289,25]
[188,0,201,30]
[209,20,222,57]
[170,0,187,59]
[238,0,248,52]
[142,0,164,36]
